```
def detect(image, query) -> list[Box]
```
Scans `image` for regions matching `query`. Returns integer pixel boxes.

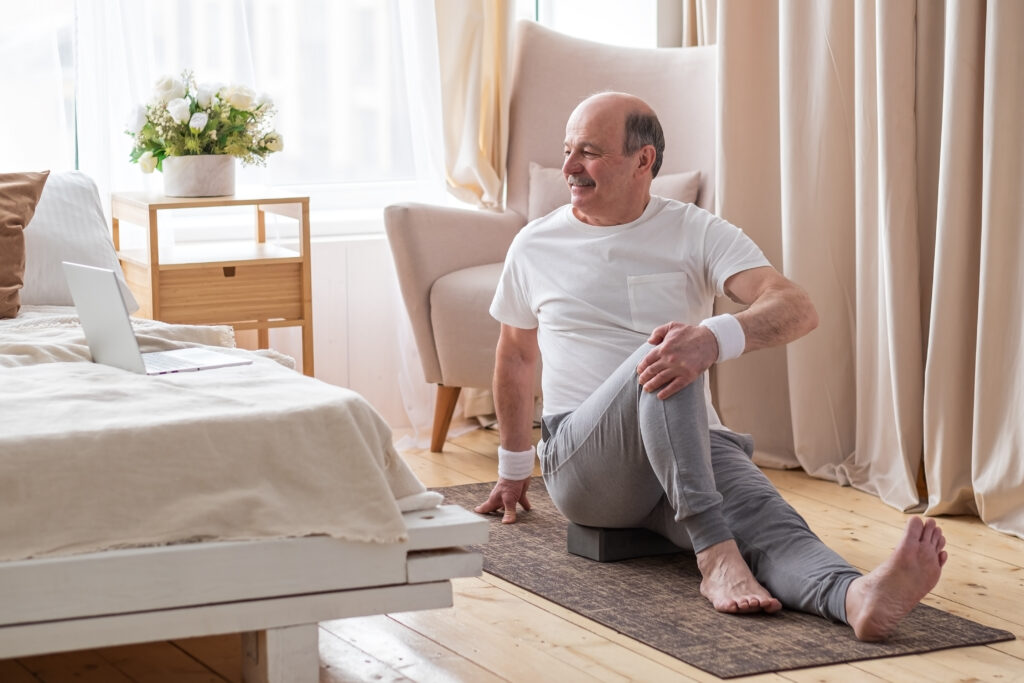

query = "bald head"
[569,93,665,178]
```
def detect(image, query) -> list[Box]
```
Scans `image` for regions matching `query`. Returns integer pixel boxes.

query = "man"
[475,92,948,641]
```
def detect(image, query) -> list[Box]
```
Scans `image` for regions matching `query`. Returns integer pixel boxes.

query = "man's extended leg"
[645,429,949,638]
[541,343,779,613]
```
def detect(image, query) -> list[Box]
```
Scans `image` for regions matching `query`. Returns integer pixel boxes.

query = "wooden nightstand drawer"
[158,262,304,324]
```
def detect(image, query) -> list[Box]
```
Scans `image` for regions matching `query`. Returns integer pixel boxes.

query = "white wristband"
[699,313,745,363]
[498,446,536,480]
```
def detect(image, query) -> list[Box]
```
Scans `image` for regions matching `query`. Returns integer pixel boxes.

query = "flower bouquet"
[126,70,283,174]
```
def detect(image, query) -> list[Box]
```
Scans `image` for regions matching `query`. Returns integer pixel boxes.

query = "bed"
[0,171,487,682]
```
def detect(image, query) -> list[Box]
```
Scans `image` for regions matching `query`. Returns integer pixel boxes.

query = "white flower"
[263,131,284,152]
[255,92,274,109]
[196,83,218,108]
[166,98,191,124]
[138,151,157,174]
[189,112,209,133]
[125,105,147,134]
[224,85,256,111]
[152,75,186,104]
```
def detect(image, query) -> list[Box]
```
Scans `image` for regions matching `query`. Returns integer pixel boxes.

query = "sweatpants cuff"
[683,507,733,553]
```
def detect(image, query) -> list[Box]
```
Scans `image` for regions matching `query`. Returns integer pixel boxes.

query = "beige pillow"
[0,171,50,318]
[527,162,702,221]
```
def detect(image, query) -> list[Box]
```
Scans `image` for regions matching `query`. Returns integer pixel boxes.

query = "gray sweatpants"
[539,343,860,623]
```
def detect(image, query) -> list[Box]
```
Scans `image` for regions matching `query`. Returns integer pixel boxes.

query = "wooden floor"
[3,427,1023,682]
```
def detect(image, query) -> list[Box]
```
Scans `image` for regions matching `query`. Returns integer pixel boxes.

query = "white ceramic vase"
[162,155,236,197]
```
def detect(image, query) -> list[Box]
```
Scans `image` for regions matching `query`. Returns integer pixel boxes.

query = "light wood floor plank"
[321,614,505,682]
[317,627,413,682]
[765,468,1024,567]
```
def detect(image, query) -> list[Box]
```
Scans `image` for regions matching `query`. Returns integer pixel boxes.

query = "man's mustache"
[567,175,595,187]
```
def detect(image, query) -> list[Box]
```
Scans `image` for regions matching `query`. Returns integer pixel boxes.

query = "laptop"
[62,261,253,375]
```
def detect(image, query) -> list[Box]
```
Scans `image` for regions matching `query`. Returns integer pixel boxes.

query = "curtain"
[433,0,514,209]
[0,3,76,173]
[682,0,717,47]
[711,0,1024,538]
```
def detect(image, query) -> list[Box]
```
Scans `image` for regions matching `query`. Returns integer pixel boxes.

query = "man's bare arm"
[726,266,818,352]
[637,266,817,398]
[493,324,540,451]
[474,324,540,523]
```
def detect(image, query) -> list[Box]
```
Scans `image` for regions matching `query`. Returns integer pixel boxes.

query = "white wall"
[236,235,411,430]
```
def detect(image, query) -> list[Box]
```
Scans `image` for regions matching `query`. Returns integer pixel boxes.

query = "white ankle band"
[498,446,536,480]
[699,314,745,363]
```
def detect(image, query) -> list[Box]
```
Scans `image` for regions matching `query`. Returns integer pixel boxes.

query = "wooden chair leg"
[431,385,462,452]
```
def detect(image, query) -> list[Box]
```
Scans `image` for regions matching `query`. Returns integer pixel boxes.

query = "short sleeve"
[489,240,538,330]
[703,218,772,296]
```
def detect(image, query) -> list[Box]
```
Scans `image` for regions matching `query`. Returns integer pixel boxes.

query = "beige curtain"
[711,0,1024,538]
[433,0,514,209]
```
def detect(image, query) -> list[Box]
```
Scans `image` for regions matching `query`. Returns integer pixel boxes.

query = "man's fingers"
[657,376,691,400]
[474,490,504,515]
[501,490,524,524]
[647,325,667,345]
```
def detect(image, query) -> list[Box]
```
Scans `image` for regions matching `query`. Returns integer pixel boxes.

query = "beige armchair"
[386,21,717,451]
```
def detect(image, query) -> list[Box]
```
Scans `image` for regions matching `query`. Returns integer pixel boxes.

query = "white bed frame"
[0,504,487,682]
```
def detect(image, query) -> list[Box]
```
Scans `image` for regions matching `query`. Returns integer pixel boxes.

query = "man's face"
[562,97,647,227]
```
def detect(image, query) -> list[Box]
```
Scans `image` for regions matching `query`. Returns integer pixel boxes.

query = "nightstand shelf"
[111,191,314,376]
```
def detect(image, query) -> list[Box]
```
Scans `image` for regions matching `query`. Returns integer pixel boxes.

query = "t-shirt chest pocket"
[626,272,690,334]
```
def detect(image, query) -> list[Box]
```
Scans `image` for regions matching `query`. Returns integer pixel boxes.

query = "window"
[519,0,659,48]
[0,1,76,172]
[1,0,443,239]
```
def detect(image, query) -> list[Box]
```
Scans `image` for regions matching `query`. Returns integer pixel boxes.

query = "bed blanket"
[0,308,439,561]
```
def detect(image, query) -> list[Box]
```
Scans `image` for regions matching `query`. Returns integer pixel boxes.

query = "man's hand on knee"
[475,477,532,524]
[637,321,718,399]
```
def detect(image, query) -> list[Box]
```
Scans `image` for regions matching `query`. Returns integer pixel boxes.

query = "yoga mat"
[437,479,1015,678]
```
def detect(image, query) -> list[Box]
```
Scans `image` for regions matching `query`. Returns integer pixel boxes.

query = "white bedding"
[0,307,440,562]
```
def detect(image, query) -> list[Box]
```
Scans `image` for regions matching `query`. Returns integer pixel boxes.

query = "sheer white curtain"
[0,2,75,173]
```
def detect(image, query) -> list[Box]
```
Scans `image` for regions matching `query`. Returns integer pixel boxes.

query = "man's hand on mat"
[475,477,532,524]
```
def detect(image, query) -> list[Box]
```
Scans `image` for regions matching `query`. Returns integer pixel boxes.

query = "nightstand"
[111,192,314,376]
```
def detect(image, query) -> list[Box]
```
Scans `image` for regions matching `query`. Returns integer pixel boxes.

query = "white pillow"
[22,171,139,311]
[527,162,702,221]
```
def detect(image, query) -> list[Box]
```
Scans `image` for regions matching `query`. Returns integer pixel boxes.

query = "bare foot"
[845,517,948,641]
[696,539,782,614]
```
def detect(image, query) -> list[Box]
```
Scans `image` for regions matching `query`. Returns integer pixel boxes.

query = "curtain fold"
[963,0,1024,535]
[433,0,514,209]
[714,0,1024,537]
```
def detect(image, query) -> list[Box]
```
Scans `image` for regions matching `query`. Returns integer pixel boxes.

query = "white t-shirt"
[489,195,770,426]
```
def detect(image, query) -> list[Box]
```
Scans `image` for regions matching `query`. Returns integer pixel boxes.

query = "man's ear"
[636,145,657,174]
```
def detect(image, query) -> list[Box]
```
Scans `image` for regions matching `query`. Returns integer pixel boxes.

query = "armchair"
[386,21,717,451]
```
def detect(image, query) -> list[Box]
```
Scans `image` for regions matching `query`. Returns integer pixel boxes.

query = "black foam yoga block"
[567,522,684,562]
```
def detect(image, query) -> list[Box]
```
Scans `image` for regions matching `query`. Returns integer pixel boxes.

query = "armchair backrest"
[506,21,717,218]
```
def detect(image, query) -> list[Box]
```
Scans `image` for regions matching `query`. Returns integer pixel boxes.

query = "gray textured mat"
[437,479,1015,678]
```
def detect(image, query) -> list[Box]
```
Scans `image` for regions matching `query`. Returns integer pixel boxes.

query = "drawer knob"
[223,266,236,277]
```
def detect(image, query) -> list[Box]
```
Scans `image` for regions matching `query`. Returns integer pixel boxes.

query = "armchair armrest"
[384,202,526,383]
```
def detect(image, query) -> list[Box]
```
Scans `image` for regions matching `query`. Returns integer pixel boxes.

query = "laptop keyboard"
[143,351,200,373]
